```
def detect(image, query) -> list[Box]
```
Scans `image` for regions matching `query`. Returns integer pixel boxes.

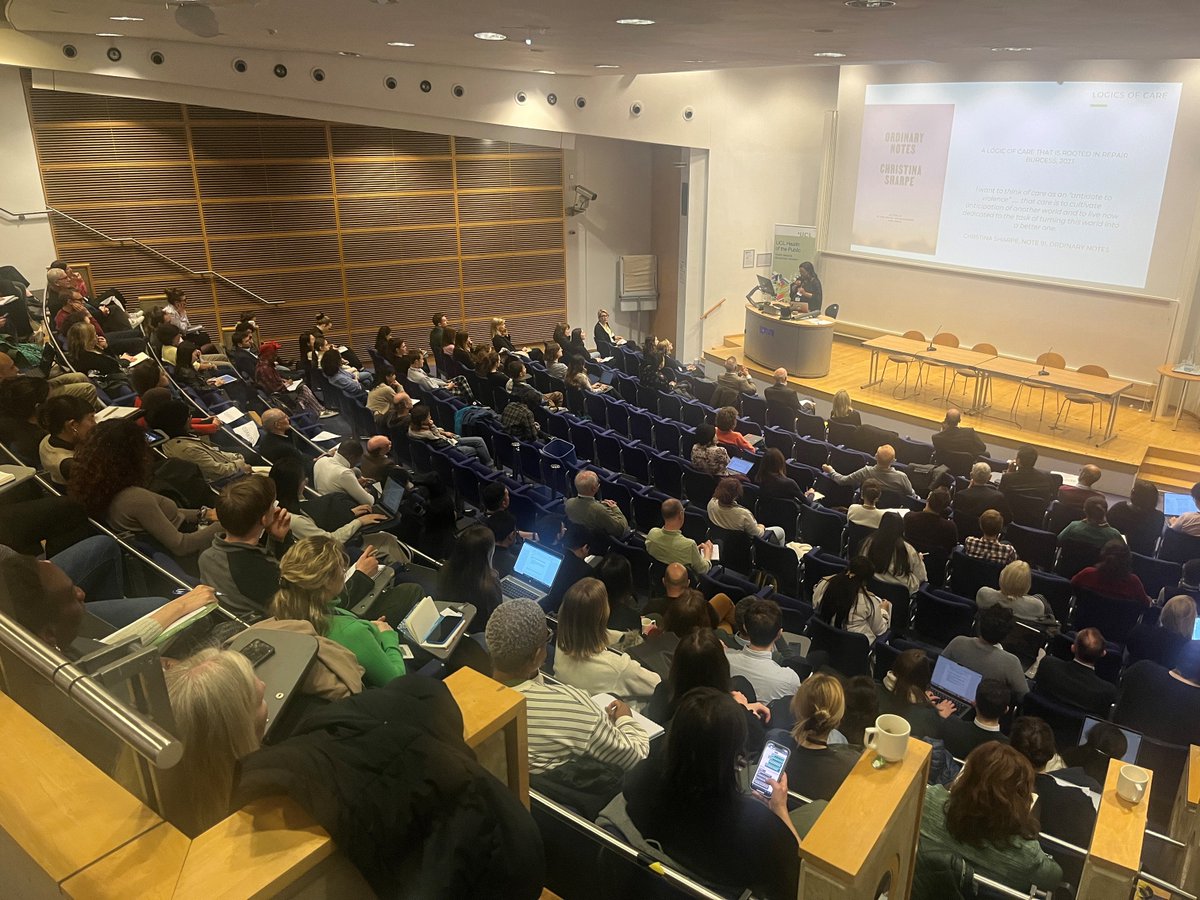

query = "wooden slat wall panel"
[29,87,565,344]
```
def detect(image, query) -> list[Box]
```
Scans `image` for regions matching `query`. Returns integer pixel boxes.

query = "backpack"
[149,457,218,509]
[907,464,952,497]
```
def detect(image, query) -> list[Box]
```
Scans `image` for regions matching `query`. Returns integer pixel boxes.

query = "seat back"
[843,522,876,557]
[800,505,848,555]
[1076,364,1109,378]
[754,538,800,596]
[627,409,655,445]
[651,421,682,456]
[792,435,830,468]
[931,332,959,348]
[682,469,719,506]
[1007,492,1050,528]
[1045,500,1083,534]
[1130,553,1180,602]
[948,548,1004,598]
[826,420,858,448]
[806,615,872,677]
[766,406,797,431]
[893,436,934,466]
[1037,352,1066,369]
[708,525,754,576]
[649,454,684,498]
[829,445,873,474]
[757,496,803,542]
[802,550,848,598]
[1020,690,1088,749]
[935,449,976,477]
[1006,523,1058,571]
[912,588,976,647]
[1158,528,1200,565]
[901,330,924,342]
[1055,538,1101,579]
[1071,588,1144,645]
[794,410,828,441]
[971,342,998,355]
[823,303,839,319]
[1029,569,1074,623]
[740,394,767,427]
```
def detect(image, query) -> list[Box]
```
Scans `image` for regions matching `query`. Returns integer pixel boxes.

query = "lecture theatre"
[2,2,1200,898]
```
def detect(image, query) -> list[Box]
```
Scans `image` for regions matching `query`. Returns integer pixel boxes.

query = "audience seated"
[755,447,811,504]
[0,350,98,409]
[314,439,376,507]
[487,598,649,775]
[552,578,660,702]
[931,407,987,458]
[439,524,502,631]
[943,606,1029,699]
[904,487,958,552]
[919,743,1062,892]
[999,444,1056,501]
[1060,720,1128,787]
[780,673,859,801]
[823,443,915,496]
[709,476,785,544]
[542,523,596,614]
[565,471,629,539]
[366,373,411,429]
[860,512,926,594]
[963,509,1018,565]
[269,456,386,544]
[940,679,1011,759]
[0,375,48,465]
[764,367,806,410]
[1057,464,1104,509]
[954,462,1011,523]
[846,478,884,528]
[37,394,94,486]
[1009,717,1100,858]
[835,675,880,748]
[1057,496,1122,548]
[812,556,891,645]
[877,649,952,739]
[257,408,310,469]
[725,598,800,702]
[1113,640,1200,747]
[1167,481,1200,536]
[602,687,800,900]
[1106,479,1165,553]
[408,406,494,467]
[1070,539,1150,605]
[1124,594,1196,669]
[595,554,641,633]
[689,422,731,476]
[714,405,753,451]
[1033,627,1116,716]
[828,389,861,428]
[976,561,1056,626]
[717,356,757,396]
[592,309,621,357]
[256,341,327,418]
[646,499,714,574]
[271,536,401,687]
[544,343,567,380]
[150,399,250,480]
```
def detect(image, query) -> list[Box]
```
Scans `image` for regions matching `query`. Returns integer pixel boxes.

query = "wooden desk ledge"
[445,666,525,747]
[1088,758,1151,876]
[1190,746,1200,808]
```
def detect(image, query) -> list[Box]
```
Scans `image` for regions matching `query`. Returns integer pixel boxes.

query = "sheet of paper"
[591,693,664,740]
[216,406,244,424]
[233,421,260,445]
[311,429,340,441]
[94,405,141,422]
[285,380,302,392]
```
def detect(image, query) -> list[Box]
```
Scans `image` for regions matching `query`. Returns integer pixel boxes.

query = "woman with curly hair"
[918,742,1061,891]
[69,418,220,569]
[255,341,326,417]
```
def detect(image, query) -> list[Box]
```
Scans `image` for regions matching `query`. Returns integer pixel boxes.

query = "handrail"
[0,204,282,306]
[973,873,1051,899]
[0,610,183,768]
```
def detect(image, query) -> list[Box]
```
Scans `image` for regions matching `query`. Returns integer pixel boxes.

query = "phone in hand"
[750,740,791,799]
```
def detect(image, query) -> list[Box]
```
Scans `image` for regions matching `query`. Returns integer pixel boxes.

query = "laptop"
[929,655,983,716]
[500,541,565,604]
[1079,715,1142,764]
[743,433,764,447]
[378,479,406,516]
[1164,492,1195,517]
[726,456,754,476]
[599,369,617,386]
[756,275,775,295]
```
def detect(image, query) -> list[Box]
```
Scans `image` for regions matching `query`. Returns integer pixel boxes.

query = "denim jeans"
[52,535,124,601]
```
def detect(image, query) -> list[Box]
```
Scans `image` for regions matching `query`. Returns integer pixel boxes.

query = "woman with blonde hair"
[552,577,660,702]
[782,674,859,800]
[165,648,266,836]
[976,560,1057,626]
[66,320,124,378]
[272,535,407,687]
[829,389,860,428]
[490,317,530,356]
[1124,593,1197,669]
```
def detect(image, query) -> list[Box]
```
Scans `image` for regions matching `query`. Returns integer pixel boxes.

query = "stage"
[705,332,1200,492]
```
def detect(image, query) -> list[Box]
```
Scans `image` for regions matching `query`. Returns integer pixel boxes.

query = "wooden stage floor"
[705,333,1199,482]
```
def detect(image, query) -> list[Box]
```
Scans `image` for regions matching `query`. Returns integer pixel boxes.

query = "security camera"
[311,67,326,82]
[630,101,643,117]
[384,76,398,90]
[452,83,465,98]
[575,96,587,109]
[420,79,432,93]
[150,51,165,65]
[106,47,122,62]
[233,58,248,73]
[62,44,78,59]
[567,185,598,216]
[273,63,288,78]
[682,106,695,121]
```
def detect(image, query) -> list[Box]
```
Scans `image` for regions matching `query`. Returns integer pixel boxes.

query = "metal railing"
[0,204,282,305]
[0,610,182,768]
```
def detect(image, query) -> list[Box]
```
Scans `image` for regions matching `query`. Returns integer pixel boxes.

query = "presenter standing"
[790,261,823,314]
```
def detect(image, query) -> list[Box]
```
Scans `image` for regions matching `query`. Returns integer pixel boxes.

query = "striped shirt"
[513,676,650,775]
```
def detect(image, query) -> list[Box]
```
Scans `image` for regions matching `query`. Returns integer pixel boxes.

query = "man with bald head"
[931,407,987,459]
[564,470,629,539]
[0,351,99,410]
[764,367,801,410]
[1058,464,1104,509]
[256,407,309,474]
[1033,626,1116,716]
[366,372,411,428]
[359,435,402,483]
[717,355,757,396]
[646,498,713,573]
[823,444,915,496]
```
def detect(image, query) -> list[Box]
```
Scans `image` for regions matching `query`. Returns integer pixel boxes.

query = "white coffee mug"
[864,713,911,763]
[1116,764,1149,804]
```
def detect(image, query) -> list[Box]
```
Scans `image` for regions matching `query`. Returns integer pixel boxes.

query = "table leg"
[1151,373,1165,422]
[1173,381,1189,431]
[861,348,883,390]
[1096,391,1122,446]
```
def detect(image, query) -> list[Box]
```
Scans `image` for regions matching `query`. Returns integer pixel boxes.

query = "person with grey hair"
[931,407,987,458]
[256,408,309,473]
[717,356,757,396]
[822,444,915,496]
[954,461,1011,523]
[565,470,629,539]
[485,598,649,774]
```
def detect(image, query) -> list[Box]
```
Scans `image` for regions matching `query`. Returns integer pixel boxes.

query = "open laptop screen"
[726,456,754,476]
[931,655,982,704]
[512,542,564,591]
[379,480,406,516]
[1079,715,1142,764]
[1163,492,1195,517]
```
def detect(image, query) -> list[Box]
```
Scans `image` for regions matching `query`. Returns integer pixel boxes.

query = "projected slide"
[850,82,1182,288]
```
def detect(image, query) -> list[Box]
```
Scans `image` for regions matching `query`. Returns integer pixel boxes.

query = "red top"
[1071,566,1150,606]
[716,428,754,452]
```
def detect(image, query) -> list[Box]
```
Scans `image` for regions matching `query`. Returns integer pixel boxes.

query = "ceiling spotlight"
[474,31,508,41]
[109,16,144,22]
[813,51,846,58]
[534,69,556,74]
[616,18,655,25]
[96,32,124,37]
[595,64,620,69]
[990,46,1033,51]
[844,0,896,8]
[338,50,361,57]
[387,41,415,47]
[525,37,533,46]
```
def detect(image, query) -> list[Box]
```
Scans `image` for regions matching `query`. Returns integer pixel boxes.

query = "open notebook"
[590,692,664,740]
[104,600,218,649]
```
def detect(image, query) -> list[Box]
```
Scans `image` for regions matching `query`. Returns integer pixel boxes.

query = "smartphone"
[751,740,791,799]
[238,638,276,668]
[427,612,463,645]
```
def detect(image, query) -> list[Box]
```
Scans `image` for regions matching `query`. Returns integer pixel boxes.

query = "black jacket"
[953,483,1011,523]
[764,384,801,410]
[234,677,545,899]
[1033,656,1117,717]
[939,718,1008,760]
[931,425,987,459]
[1000,466,1057,501]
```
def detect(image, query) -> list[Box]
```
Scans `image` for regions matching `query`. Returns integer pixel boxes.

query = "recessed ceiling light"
[338,50,361,57]
[844,0,896,8]
[386,41,415,47]
[616,18,655,25]
[813,51,846,58]
[474,31,508,41]
[595,64,620,69]
[95,32,124,37]
[109,16,143,22]
[990,46,1033,52]
[534,69,556,75]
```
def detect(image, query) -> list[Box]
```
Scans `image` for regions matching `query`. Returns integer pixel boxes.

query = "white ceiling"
[6,0,1200,77]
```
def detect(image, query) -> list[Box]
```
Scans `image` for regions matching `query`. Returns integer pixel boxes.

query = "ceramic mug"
[864,713,911,763]
[1116,764,1149,804]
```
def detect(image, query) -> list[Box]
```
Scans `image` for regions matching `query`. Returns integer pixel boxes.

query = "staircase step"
[1143,446,1200,466]
[1139,461,1197,479]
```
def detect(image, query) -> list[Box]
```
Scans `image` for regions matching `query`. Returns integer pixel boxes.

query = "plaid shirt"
[963,536,1018,566]
[501,401,539,441]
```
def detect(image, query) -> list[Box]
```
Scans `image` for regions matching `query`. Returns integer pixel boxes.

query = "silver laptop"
[726,456,754,476]
[501,542,565,604]
[930,655,983,716]
[378,479,406,516]
[743,433,764,447]
[1080,715,1142,764]
[1164,492,1195,517]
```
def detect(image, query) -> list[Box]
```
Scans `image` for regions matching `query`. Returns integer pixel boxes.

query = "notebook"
[591,692,665,740]
[500,542,565,604]
[929,655,983,715]
[1164,492,1195,517]
[1079,715,1142,764]
[401,596,466,649]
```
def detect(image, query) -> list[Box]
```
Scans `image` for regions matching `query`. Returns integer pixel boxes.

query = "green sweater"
[326,607,407,687]
[919,785,1061,891]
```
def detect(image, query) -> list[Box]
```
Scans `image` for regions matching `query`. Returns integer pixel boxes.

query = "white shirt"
[553,642,661,704]
[313,452,374,506]
[725,645,800,702]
